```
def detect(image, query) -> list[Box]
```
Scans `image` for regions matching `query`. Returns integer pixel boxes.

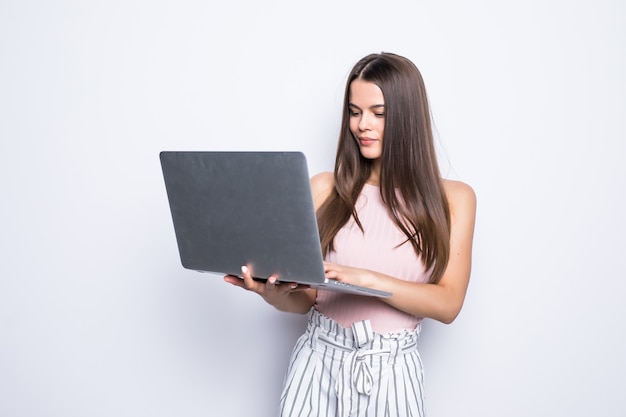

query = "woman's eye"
[375,113,385,117]
[350,111,360,117]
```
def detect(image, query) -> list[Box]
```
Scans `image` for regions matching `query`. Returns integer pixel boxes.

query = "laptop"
[159,151,391,298]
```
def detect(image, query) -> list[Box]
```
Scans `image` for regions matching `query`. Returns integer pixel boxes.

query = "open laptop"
[159,151,391,298]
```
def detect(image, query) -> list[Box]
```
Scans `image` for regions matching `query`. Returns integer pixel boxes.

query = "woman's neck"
[367,163,381,185]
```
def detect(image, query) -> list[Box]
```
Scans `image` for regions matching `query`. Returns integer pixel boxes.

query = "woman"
[224,52,476,417]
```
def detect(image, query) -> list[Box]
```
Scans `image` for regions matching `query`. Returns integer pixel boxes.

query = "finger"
[325,269,338,279]
[223,274,245,288]
[266,275,280,289]
[324,262,340,274]
[269,279,303,293]
[240,265,260,290]
[286,284,313,293]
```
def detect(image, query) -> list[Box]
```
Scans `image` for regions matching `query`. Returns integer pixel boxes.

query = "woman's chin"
[359,149,382,160]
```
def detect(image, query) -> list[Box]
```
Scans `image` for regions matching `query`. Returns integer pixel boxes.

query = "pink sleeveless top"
[315,183,430,334]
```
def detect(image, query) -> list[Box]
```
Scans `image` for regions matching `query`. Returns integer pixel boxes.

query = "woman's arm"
[223,171,335,314]
[324,179,477,324]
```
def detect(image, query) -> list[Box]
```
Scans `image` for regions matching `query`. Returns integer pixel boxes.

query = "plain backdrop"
[1,1,625,416]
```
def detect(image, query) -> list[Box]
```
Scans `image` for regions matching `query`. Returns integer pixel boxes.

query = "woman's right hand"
[223,265,316,314]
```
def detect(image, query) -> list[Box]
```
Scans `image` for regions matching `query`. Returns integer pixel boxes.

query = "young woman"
[224,52,476,417]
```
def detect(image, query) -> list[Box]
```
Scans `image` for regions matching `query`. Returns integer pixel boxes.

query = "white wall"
[1,1,625,416]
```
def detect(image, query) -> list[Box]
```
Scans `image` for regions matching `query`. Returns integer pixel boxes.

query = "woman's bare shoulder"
[310,172,335,209]
[442,179,477,213]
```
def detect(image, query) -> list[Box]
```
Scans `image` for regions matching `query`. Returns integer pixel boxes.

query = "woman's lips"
[359,137,377,146]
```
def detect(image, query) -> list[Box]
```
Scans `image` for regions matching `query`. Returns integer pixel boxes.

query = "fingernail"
[241,265,248,274]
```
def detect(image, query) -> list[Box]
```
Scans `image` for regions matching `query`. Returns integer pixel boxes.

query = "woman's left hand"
[323,262,376,289]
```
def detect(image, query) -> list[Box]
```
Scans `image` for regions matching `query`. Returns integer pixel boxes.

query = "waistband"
[305,308,421,364]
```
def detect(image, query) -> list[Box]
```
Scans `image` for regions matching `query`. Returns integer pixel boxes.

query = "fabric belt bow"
[336,320,388,417]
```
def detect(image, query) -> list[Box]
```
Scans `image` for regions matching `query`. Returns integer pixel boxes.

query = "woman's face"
[349,79,385,161]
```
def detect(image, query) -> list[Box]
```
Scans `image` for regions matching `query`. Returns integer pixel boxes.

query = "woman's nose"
[358,113,371,131]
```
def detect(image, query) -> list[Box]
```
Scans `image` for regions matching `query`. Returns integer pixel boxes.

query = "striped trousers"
[279,309,426,417]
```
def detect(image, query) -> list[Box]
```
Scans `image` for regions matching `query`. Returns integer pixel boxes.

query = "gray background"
[1,0,625,416]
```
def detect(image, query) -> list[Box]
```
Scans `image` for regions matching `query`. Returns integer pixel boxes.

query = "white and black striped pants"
[279,309,426,417]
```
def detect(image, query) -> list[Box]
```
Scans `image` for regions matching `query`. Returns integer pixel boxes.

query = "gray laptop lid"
[160,151,391,297]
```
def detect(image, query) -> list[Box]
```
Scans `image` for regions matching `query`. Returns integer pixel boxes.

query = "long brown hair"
[317,52,451,284]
